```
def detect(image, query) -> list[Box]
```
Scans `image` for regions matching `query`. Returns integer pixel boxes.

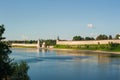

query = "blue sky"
[0,0,120,40]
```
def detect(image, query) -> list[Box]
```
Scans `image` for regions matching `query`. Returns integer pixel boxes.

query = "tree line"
[73,34,120,41]
[8,39,56,46]
[7,34,120,45]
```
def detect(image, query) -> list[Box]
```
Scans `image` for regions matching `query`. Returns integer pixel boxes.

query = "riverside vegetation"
[55,35,120,52]
[54,42,120,52]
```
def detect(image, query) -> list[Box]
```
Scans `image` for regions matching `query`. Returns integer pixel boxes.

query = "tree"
[96,34,108,40]
[85,37,95,40]
[108,35,112,40]
[45,39,56,46]
[73,36,84,41]
[0,24,30,80]
[115,34,120,39]
[11,61,30,80]
[0,24,13,80]
[0,24,5,37]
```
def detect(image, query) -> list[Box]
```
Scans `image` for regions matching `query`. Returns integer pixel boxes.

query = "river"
[10,48,120,80]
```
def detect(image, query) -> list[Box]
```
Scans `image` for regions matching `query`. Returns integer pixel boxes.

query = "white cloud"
[87,24,93,28]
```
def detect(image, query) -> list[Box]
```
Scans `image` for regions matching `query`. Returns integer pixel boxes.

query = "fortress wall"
[57,40,120,45]
[12,43,37,47]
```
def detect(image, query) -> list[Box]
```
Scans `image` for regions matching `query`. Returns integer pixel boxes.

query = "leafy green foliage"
[9,39,56,46]
[73,36,84,41]
[8,40,37,44]
[96,34,108,40]
[85,37,95,40]
[115,34,120,39]
[108,35,112,39]
[0,24,5,37]
[11,61,30,80]
[45,40,56,46]
[0,25,13,80]
[0,25,30,80]
[55,43,120,52]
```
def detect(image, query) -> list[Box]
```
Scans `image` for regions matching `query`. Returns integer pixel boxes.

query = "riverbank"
[54,43,120,53]
[12,45,120,55]
[50,48,120,55]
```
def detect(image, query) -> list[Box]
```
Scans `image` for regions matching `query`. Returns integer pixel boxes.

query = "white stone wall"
[57,40,120,45]
[12,40,40,48]
[12,43,37,47]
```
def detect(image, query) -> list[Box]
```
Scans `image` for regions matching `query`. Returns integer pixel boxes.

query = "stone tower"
[37,39,40,48]
[42,42,46,48]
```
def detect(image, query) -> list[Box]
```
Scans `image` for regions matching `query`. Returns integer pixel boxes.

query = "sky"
[0,0,120,40]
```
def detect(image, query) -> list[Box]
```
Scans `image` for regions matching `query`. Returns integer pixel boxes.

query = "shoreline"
[49,48,120,54]
[12,47,120,55]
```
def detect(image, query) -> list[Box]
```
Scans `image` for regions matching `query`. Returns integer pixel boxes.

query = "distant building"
[37,39,40,48]
[42,42,46,48]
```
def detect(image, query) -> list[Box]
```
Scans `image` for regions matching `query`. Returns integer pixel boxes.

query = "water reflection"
[11,48,120,80]
[12,48,120,64]
[98,53,111,64]
[55,50,120,64]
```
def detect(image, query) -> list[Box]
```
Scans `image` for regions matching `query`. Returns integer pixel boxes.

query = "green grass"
[54,43,120,52]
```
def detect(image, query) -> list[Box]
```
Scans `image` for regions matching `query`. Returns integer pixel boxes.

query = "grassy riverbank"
[54,43,120,52]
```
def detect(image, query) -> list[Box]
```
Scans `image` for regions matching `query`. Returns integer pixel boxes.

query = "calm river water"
[10,48,120,80]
